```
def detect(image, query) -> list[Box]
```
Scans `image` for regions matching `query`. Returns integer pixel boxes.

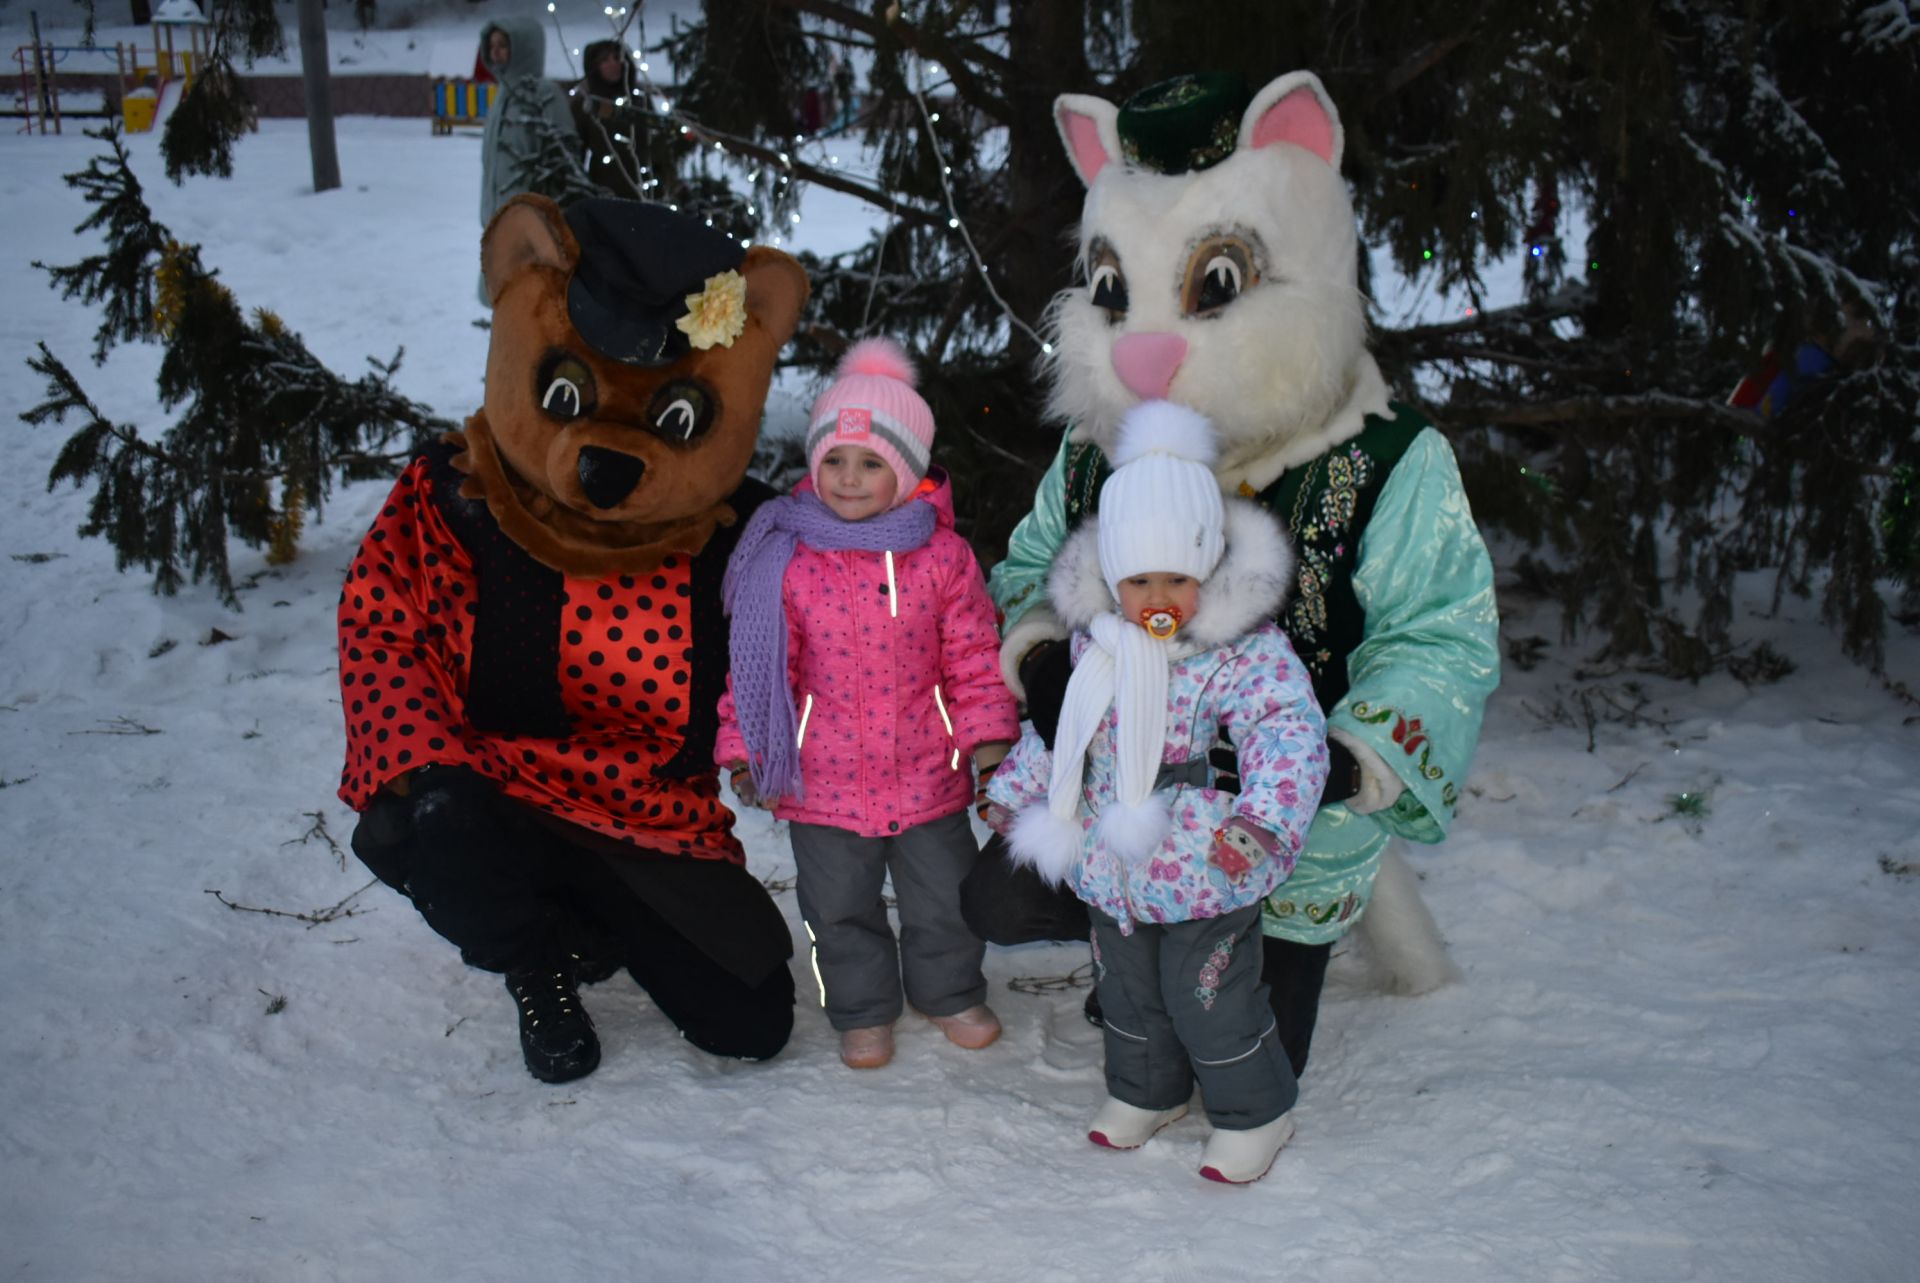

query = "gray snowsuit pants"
[788,810,989,1031]
[1091,903,1298,1130]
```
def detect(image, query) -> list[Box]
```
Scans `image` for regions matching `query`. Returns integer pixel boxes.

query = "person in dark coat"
[569,39,647,201]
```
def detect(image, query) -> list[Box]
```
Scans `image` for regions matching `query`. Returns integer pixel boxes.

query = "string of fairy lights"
[537,11,1819,345]
[538,5,1049,353]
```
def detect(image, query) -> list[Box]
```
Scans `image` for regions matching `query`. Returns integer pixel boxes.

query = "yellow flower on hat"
[676,269,748,350]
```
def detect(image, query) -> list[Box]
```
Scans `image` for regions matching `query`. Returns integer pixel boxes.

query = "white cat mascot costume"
[970,71,1499,1075]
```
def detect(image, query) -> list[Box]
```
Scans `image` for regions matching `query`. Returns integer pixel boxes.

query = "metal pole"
[28,11,55,134]
[296,0,340,192]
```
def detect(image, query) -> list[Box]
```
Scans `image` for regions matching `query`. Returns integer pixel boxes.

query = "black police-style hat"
[563,198,746,367]
[1115,72,1251,176]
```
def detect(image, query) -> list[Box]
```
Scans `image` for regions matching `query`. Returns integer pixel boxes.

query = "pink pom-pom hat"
[805,338,937,505]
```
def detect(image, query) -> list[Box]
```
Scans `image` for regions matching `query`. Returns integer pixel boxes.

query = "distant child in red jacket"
[718,339,1019,1070]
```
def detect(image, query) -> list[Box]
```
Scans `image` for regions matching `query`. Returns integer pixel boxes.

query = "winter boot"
[928,1004,1001,1050]
[559,913,623,985]
[839,1024,895,1070]
[566,945,620,986]
[1197,1112,1295,1184]
[1082,987,1104,1028]
[505,963,601,1084]
[1087,1096,1188,1150]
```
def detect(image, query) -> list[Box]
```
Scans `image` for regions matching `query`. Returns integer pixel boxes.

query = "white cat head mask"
[1045,72,1378,479]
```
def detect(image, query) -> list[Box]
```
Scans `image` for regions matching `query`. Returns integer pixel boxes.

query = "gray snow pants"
[1091,903,1298,1130]
[788,810,989,1031]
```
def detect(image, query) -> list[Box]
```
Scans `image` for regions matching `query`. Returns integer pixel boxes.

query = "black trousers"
[353,768,794,1061]
[959,833,1333,1078]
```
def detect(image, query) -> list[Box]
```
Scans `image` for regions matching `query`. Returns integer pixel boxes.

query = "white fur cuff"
[1009,806,1085,887]
[999,606,1064,701]
[1330,726,1404,815]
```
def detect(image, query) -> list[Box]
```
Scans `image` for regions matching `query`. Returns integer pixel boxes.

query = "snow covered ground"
[2,25,1919,1280]
[7,0,706,80]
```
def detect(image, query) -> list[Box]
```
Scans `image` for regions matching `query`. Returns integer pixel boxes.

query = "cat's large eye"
[644,379,717,445]
[537,352,596,422]
[1087,239,1129,320]
[1181,234,1261,317]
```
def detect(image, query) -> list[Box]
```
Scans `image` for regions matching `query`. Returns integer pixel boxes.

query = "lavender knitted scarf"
[722,490,936,802]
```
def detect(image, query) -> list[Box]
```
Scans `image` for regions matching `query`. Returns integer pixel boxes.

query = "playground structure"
[430,77,494,134]
[10,0,208,135]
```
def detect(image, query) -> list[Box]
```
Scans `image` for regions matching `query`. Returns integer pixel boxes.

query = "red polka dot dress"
[338,454,740,862]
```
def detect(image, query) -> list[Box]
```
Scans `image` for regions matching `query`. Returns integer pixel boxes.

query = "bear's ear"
[480,194,580,305]
[1239,71,1343,170]
[1055,92,1123,187]
[741,246,810,348]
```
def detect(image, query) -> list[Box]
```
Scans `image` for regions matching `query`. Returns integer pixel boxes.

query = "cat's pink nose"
[1111,332,1189,401]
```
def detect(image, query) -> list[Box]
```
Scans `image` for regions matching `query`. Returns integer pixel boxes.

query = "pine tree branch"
[26,343,187,474]
[663,111,946,228]
[1377,28,1478,99]
[1377,289,1588,345]
[28,341,426,489]
[765,0,1013,124]
[33,124,171,362]
[1442,391,1765,436]
[1441,393,1898,479]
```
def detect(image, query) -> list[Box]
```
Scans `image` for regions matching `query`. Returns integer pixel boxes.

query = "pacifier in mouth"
[1140,606,1182,640]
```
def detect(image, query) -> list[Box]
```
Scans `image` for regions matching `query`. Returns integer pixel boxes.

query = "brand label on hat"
[835,407,872,439]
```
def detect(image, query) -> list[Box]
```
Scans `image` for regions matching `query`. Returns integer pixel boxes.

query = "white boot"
[1087,1096,1188,1150]
[1197,1113,1295,1184]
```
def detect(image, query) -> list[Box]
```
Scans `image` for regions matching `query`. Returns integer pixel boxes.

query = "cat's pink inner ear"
[1063,111,1112,184]
[1250,88,1335,164]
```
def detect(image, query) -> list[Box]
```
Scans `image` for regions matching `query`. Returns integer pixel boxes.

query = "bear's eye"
[536,353,596,422]
[1182,234,1260,317]
[645,380,716,445]
[543,378,582,418]
[1087,240,1128,320]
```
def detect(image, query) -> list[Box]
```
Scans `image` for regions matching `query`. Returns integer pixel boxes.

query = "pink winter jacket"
[716,473,1019,838]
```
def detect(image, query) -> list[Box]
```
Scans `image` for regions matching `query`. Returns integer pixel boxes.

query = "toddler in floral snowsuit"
[983,401,1327,1184]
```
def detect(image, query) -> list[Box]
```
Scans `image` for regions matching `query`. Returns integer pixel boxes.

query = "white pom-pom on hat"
[1097,399,1227,593]
[1110,399,1218,470]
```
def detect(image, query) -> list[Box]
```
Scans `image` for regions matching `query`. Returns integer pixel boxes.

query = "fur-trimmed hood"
[1047,497,1295,654]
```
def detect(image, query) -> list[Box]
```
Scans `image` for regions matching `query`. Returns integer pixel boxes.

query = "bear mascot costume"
[338,195,810,1083]
[966,71,1500,1078]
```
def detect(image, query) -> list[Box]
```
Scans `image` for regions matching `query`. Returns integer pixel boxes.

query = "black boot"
[505,963,601,1083]
[1083,986,1104,1028]
[562,917,624,985]
[567,947,620,986]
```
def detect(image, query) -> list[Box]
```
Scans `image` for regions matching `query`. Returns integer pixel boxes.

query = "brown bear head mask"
[451,194,809,577]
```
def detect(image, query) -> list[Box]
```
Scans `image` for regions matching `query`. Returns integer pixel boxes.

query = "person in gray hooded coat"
[476,17,579,299]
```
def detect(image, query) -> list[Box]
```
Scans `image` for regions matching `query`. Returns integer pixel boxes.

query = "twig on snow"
[1006,961,1095,996]
[204,879,378,927]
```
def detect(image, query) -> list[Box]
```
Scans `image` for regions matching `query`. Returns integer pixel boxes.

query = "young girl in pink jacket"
[718,339,1019,1070]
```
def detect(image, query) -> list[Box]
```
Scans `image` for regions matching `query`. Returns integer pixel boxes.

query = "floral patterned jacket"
[986,500,1328,934]
[989,404,1498,944]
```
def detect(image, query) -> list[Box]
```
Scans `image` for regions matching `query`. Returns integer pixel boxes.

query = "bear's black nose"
[577,446,646,509]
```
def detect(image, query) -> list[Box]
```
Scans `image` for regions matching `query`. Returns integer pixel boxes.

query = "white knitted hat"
[1095,401,1225,597]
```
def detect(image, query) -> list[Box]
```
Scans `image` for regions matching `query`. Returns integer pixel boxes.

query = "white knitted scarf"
[1012,613,1173,884]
